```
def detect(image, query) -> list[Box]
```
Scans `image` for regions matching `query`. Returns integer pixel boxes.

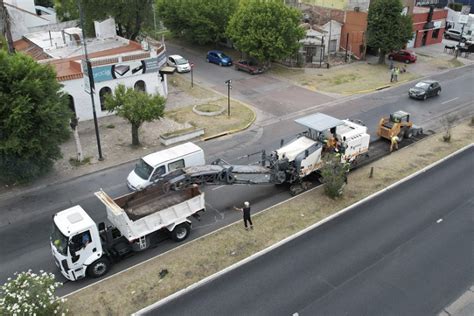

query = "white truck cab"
[51,205,103,281]
[127,142,205,191]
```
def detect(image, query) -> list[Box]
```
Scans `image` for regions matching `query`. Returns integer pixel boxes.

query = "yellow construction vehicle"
[377,110,423,141]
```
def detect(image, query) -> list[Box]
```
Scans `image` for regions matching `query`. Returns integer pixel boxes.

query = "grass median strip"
[65,121,473,315]
[270,63,419,94]
[166,99,254,138]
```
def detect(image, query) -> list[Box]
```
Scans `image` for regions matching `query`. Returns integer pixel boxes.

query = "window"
[99,87,112,111]
[70,230,92,262]
[432,29,440,39]
[134,80,146,92]
[134,159,154,180]
[168,159,185,172]
[150,166,166,181]
[329,39,337,53]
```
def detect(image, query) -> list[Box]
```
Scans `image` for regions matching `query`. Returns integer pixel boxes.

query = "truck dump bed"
[113,185,200,220]
[95,185,205,241]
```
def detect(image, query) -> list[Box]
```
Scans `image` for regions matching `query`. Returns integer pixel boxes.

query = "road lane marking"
[437,218,443,223]
[441,97,458,105]
[211,185,225,191]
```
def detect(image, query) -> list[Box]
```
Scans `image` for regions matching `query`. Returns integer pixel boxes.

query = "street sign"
[458,14,469,24]
[81,59,95,94]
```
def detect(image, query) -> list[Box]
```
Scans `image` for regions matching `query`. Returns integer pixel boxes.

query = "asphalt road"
[0,61,472,295]
[144,146,474,316]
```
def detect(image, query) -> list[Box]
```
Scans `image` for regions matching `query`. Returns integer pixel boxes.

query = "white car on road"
[167,55,191,73]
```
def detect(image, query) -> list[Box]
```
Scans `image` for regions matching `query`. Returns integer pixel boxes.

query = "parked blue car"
[206,50,233,66]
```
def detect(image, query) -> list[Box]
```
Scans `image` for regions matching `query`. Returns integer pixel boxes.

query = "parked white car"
[167,55,191,73]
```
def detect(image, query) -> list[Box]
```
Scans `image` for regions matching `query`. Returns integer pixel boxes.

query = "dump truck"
[50,185,205,281]
[377,110,423,141]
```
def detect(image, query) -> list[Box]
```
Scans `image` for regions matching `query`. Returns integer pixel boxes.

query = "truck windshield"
[134,159,153,180]
[51,223,68,256]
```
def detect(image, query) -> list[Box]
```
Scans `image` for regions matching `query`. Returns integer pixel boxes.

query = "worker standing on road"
[234,201,253,230]
[390,135,400,152]
[390,67,395,82]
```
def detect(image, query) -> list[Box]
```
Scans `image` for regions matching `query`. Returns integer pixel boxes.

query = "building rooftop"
[413,6,447,14]
[14,30,164,81]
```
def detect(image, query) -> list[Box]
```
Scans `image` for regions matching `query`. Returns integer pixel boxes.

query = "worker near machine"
[234,201,253,230]
[390,135,400,152]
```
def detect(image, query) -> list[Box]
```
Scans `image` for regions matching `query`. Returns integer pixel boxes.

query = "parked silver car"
[444,29,472,42]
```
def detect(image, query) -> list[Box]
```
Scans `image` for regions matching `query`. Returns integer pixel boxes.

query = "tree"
[0,270,67,315]
[54,0,154,40]
[320,154,349,199]
[0,0,15,54]
[367,0,413,64]
[226,0,305,66]
[156,0,239,45]
[0,51,71,184]
[105,85,165,146]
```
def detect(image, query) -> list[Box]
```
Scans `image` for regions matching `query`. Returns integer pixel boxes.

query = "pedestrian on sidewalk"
[390,67,395,82]
[234,201,253,230]
[394,66,400,82]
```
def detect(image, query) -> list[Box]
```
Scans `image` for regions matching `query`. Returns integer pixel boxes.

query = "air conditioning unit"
[354,6,360,12]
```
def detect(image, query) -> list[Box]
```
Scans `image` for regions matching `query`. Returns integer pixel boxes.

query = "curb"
[200,100,257,141]
[0,87,256,203]
[0,157,140,203]
[132,143,473,315]
[343,79,412,95]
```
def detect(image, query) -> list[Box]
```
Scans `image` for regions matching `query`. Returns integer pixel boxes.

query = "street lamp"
[225,79,232,117]
[78,0,103,161]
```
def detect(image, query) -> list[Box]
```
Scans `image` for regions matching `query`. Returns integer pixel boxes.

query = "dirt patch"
[65,121,473,315]
[269,62,419,94]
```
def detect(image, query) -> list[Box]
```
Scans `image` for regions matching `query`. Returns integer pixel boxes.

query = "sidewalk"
[439,286,474,316]
[0,78,222,198]
[270,39,473,95]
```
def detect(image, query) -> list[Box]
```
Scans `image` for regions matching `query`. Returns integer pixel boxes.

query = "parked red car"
[388,50,417,63]
[234,60,265,75]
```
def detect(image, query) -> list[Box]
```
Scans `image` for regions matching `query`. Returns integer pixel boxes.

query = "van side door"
[168,159,185,172]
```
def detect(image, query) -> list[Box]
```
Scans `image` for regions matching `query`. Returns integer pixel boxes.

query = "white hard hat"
[244,201,250,207]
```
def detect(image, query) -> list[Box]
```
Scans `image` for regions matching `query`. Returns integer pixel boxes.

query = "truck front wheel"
[171,223,191,242]
[87,258,109,278]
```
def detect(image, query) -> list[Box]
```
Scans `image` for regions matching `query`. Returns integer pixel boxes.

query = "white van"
[127,142,205,191]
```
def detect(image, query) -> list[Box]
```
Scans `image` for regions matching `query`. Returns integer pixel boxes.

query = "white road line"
[211,185,225,191]
[441,97,458,105]
[437,218,443,224]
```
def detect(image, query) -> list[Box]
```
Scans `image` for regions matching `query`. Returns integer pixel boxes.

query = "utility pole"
[0,0,15,54]
[78,0,103,161]
[225,80,232,117]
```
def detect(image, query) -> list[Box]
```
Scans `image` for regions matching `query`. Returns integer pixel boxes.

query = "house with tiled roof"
[14,18,170,121]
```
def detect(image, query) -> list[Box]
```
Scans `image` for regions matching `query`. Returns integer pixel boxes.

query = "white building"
[300,20,342,63]
[4,0,57,41]
[14,18,170,121]
[446,7,474,37]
